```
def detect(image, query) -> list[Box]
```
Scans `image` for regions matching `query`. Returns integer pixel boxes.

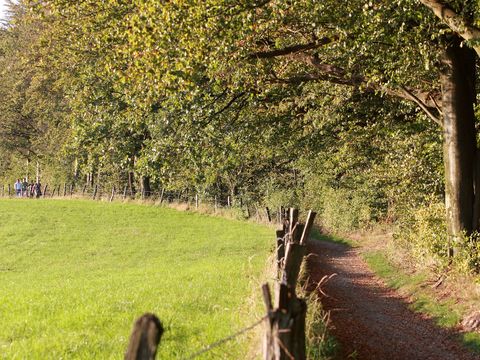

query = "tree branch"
[249,36,338,59]
[420,0,480,55]
[399,86,443,126]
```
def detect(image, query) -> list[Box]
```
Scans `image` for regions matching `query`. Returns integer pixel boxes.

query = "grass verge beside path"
[0,199,272,359]
[316,231,480,355]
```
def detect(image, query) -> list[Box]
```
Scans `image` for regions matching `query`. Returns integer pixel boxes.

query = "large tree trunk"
[441,36,477,254]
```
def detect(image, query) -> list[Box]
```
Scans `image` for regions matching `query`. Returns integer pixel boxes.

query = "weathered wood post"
[8,184,11,196]
[214,196,218,212]
[92,184,98,200]
[263,209,316,360]
[265,207,272,222]
[82,184,87,196]
[159,188,164,204]
[63,183,67,197]
[125,313,163,360]
[276,229,286,272]
[262,283,307,360]
[123,185,128,200]
[70,184,74,196]
[110,186,116,202]
[43,184,48,198]
[227,196,231,208]
[195,194,199,209]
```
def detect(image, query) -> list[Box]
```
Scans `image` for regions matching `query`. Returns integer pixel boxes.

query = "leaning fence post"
[159,188,164,204]
[265,207,272,222]
[123,185,128,200]
[125,313,163,360]
[276,230,286,272]
[110,186,116,202]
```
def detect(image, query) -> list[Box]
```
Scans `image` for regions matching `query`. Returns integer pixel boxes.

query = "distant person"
[14,179,22,197]
[22,178,28,197]
[35,181,42,198]
[29,182,35,198]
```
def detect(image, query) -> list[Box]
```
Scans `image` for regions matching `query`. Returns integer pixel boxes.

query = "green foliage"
[396,202,449,269]
[453,232,480,274]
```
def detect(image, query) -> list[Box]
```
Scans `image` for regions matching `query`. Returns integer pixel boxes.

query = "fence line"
[0,182,278,223]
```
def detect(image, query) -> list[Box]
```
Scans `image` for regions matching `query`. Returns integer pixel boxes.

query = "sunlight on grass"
[363,250,480,353]
[0,199,272,359]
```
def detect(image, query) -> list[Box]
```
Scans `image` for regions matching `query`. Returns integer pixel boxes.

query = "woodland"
[2,0,480,271]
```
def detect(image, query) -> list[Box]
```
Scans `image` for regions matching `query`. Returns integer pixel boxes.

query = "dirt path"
[306,240,479,360]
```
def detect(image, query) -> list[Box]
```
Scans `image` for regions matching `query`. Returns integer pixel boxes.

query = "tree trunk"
[141,176,151,198]
[128,156,136,197]
[441,35,477,254]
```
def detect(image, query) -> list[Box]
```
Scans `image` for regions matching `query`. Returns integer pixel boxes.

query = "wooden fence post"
[43,184,48,198]
[125,313,163,360]
[1,184,4,197]
[159,188,164,204]
[227,196,231,207]
[110,186,116,202]
[195,194,199,209]
[82,184,87,196]
[263,208,316,360]
[63,183,67,197]
[276,230,286,272]
[214,196,217,212]
[8,184,11,196]
[123,185,128,200]
[262,283,307,360]
[265,207,272,222]
[92,185,98,200]
[70,184,74,196]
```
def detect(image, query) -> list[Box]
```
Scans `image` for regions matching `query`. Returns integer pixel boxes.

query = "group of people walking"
[14,178,42,198]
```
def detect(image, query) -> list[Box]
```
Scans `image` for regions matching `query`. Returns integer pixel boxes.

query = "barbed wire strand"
[183,315,268,360]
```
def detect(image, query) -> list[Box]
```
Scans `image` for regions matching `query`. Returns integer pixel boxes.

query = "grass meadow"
[0,199,272,359]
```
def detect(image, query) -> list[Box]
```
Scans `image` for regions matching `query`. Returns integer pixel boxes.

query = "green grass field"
[0,199,272,359]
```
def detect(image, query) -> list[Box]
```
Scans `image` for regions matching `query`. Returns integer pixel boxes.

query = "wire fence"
[0,182,281,223]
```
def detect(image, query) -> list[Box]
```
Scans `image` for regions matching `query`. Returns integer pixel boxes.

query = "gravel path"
[306,240,479,360]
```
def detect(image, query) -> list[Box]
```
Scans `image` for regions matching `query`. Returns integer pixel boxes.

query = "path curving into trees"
[306,240,478,360]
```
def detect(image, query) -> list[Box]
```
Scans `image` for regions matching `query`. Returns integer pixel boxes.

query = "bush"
[395,201,449,269]
[317,187,372,232]
[454,232,480,274]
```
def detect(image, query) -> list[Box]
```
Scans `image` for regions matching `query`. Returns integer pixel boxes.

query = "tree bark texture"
[441,36,477,251]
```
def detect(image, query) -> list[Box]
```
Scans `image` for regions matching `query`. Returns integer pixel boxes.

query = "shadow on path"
[306,239,478,360]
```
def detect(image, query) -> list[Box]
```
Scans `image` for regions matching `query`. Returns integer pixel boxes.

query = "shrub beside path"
[306,240,479,360]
